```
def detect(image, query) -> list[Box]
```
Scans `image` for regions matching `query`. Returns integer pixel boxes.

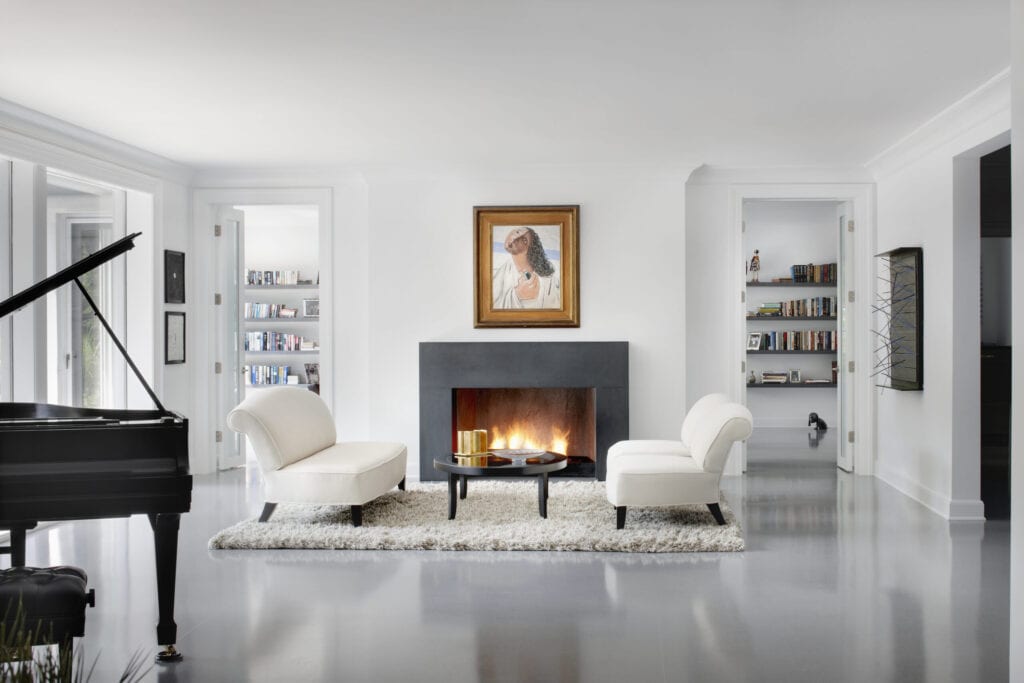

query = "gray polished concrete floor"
[14,429,1011,682]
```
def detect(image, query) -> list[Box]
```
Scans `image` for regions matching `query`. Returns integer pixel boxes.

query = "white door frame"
[728,183,876,476]
[191,188,334,475]
[0,160,11,400]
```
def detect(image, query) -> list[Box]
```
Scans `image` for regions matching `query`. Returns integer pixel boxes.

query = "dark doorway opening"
[980,144,1011,520]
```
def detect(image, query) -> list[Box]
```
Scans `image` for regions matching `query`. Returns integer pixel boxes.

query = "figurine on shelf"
[749,370,757,385]
[749,250,761,282]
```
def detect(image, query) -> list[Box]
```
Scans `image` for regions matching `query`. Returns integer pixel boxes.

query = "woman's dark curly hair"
[505,227,555,277]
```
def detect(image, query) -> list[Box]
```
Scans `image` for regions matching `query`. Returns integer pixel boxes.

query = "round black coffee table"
[433,451,568,520]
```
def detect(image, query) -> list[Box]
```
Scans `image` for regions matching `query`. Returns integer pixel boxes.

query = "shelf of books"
[243,268,320,392]
[747,261,839,392]
[747,382,837,389]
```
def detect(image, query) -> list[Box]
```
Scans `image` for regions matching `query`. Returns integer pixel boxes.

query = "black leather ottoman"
[0,566,95,677]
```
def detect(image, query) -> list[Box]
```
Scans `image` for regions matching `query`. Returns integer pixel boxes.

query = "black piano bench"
[0,566,95,678]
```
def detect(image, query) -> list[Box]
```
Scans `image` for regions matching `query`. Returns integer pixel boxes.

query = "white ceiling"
[0,0,1010,170]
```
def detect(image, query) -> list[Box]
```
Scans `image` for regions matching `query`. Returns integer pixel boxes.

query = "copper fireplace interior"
[453,388,597,477]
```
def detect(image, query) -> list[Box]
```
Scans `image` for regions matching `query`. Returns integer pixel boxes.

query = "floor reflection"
[7,430,1011,682]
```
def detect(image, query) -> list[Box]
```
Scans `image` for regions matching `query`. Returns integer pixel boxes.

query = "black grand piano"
[0,232,191,663]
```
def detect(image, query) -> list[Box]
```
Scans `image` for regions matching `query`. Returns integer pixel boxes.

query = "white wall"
[237,204,319,279]
[1009,0,1023,675]
[869,72,1010,520]
[196,164,693,476]
[744,200,840,428]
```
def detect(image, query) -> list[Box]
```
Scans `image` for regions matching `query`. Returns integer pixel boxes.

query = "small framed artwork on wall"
[165,312,185,364]
[164,250,185,304]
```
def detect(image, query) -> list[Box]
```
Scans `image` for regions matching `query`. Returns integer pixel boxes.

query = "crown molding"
[687,164,873,186]
[0,97,194,187]
[866,68,1011,180]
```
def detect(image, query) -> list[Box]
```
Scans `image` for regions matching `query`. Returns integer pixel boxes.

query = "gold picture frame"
[473,205,580,328]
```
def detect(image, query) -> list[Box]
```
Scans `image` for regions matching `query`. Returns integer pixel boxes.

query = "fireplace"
[419,342,628,480]
[455,387,597,476]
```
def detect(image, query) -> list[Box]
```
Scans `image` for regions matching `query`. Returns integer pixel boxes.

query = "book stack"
[790,263,838,283]
[246,269,303,286]
[245,302,301,319]
[244,332,306,352]
[753,297,836,317]
[760,371,788,384]
[754,330,837,351]
[246,364,290,385]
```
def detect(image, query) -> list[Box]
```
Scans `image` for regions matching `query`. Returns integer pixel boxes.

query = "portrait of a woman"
[491,225,561,309]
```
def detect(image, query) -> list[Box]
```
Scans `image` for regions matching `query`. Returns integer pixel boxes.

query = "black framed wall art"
[164,250,185,304]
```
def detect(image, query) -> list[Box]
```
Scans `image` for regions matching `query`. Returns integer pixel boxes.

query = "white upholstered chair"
[606,393,752,529]
[226,387,407,527]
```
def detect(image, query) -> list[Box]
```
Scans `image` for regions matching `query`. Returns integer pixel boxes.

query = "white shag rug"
[208,480,743,553]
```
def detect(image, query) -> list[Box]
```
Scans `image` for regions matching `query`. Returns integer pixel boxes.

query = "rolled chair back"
[688,402,753,474]
[680,393,730,447]
[227,387,337,472]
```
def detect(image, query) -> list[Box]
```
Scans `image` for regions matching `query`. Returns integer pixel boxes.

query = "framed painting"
[164,250,185,304]
[165,312,185,364]
[473,205,580,328]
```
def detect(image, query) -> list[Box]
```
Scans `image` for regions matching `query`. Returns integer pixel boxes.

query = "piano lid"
[0,231,167,413]
[0,232,142,319]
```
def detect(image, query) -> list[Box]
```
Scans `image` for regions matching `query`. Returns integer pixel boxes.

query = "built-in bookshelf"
[242,269,320,390]
[746,264,839,388]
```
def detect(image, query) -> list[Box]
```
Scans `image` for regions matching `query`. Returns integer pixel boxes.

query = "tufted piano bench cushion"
[0,566,95,644]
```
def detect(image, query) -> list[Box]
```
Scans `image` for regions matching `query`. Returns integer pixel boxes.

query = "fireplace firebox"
[419,342,628,481]
[455,387,597,476]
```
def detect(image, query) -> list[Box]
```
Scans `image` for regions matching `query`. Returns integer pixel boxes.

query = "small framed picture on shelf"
[304,362,320,386]
[788,369,801,384]
[746,332,762,351]
[302,299,320,318]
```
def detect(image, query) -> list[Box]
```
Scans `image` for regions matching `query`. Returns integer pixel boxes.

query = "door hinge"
[847,220,854,232]
[214,362,222,374]
[214,293,222,305]
[848,290,855,303]
[848,360,855,373]
[741,221,746,233]
[740,291,746,303]
[214,224,222,237]
[848,430,855,444]
[215,430,223,443]
[741,361,746,373]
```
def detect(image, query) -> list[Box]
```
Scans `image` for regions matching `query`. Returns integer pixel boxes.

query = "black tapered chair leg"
[258,502,277,523]
[707,503,726,525]
[616,506,627,530]
[398,477,406,491]
[351,505,363,527]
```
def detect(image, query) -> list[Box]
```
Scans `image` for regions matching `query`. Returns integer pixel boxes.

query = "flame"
[488,422,571,455]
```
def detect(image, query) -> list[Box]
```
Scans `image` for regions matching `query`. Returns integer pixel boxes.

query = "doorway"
[742,199,844,470]
[980,145,1011,519]
[210,203,322,470]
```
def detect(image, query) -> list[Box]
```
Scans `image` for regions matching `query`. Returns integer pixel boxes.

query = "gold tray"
[452,453,513,467]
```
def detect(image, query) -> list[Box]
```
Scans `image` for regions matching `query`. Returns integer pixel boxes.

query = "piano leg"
[10,527,26,567]
[3,523,36,567]
[148,513,183,663]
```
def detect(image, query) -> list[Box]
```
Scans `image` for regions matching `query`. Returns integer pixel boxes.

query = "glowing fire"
[489,422,571,455]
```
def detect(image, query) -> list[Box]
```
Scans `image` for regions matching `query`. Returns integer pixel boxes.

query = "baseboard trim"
[947,498,986,522]
[875,463,950,518]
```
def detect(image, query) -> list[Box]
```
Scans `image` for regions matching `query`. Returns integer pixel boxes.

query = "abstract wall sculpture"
[873,247,923,390]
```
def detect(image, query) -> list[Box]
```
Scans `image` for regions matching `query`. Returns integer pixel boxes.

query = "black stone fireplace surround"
[419,342,629,481]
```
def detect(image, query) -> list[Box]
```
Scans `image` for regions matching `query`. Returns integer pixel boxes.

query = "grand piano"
[0,232,191,663]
